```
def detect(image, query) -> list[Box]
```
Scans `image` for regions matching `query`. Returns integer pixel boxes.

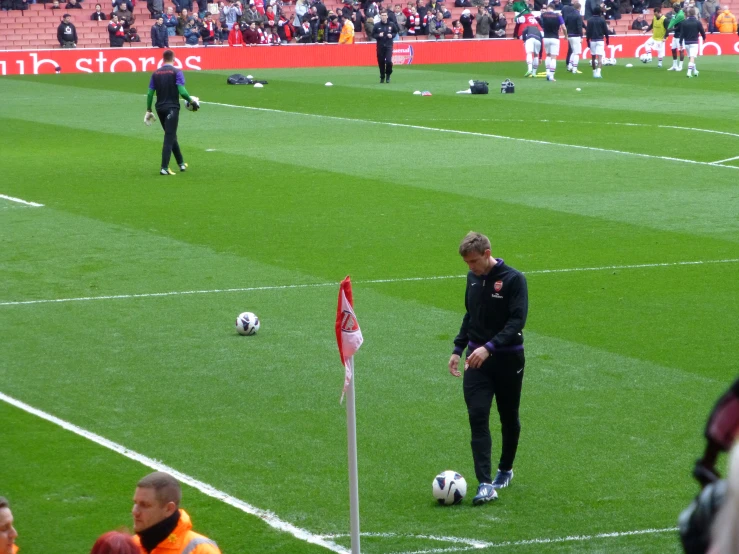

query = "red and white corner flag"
[336,276,363,402]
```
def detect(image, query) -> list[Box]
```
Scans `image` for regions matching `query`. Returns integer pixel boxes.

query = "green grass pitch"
[1,55,738,553]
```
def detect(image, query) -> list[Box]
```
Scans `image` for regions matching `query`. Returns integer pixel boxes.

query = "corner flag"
[336,276,363,402]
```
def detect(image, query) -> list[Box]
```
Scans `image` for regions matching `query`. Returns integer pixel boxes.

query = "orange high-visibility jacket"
[339,20,355,43]
[133,510,220,554]
[12,545,18,553]
[716,10,737,32]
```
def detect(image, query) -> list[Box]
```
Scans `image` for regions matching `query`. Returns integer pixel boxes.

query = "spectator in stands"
[631,0,645,13]
[51,0,61,9]
[90,3,107,18]
[392,3,406,33]
[475,4,493,36]
[147,0,163,18]
[131,472,221,554]
[220,0,241,28]
[152,15,169,45]
[90,531,139,554]
[490,9,505,35]
[117,1,135,27]
[313,0,328,20]
[703,0,719,22]
[1,0,27,11]
[324,10,341,40]
[163,6,178,34]
[309,5,321,38]
[173,0,192,13]
[264,3,276,25]
[200,12,217,43]
[0,498,18,554]
[631,13,648,27]
[126,24,141,41]
[262,22,277,41]
[428,9,447,36]
[716,5,736,32]
[338,12,355,40]
[276,11,295,41]
[459,7,473,36]
[228,18,245,42]
[184,18,201,42]
[57,13,78,46]
[112,0,133,12]
[176,8,192,33]
[603,0,620,18]
[241,4,262,23]
[454,0,471,6]
[108,14,126,45]
[65,0,82,8]
[293,0,308,22]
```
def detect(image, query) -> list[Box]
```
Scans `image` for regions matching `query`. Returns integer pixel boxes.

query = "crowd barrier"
[1,34,738,75]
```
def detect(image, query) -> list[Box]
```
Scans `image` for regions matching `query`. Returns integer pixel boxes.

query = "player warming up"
[541,3,567,81]
[373,11,399,83]
[448,232,528,506]
[513,1,543,77]
[145,49,200,176]
[681,7,705,77]
[564,1,584,74]
[667,2,686,71]
[641,6,667,67]
[586,6,609,78]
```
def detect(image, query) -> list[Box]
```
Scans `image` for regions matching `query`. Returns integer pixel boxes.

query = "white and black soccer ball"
[235,311,260,336]
[432,471,467,506]
[640,53,652,63]
[185,96,200,111]
[603,57,617,66]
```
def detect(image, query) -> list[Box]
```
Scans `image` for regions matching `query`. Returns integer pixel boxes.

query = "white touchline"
[320,527,679,553]
[0,391,350,554]
[2,258,738,307]
[0,194,44,207]
[711,155,739,164]
[200,101,739,171]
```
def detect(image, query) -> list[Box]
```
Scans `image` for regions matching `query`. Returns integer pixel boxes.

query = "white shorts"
[524,37,541,54]
[644,37,665,57]
[590,40,604,56]
[544,37,560,56]
[686,43,699,57]
[671,37,684,50]
[568,36,582,55]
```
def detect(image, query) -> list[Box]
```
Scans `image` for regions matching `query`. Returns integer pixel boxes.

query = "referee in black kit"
[145,50,200,176]
[448,232,528,505]
[372,10,398,84]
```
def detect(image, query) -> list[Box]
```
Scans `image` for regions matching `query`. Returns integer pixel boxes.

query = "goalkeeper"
[145,49,199,176]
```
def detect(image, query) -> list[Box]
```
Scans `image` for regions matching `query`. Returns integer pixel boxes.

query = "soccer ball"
[235,311,260,336]
[185,96,200,111]
[640,53,652,63]
[432,471,467,506]
[603,57,617,66]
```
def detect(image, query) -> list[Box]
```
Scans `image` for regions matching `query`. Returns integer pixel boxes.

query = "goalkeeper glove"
[144,111,155,126]
[188,97,200,112]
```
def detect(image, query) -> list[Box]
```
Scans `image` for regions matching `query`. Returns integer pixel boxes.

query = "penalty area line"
[0,194,44,207]
[1,258,739,307]
[711,155,739,164]
[200,101,739,171]
[0,391,349,554]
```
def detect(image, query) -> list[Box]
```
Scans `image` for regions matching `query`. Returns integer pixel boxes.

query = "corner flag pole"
[336,276,364,554]
[346,356,361,554]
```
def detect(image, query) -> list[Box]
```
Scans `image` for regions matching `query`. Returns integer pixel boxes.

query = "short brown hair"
[162,49,175,62]
[687,6,695,15]
[459,232,491,256]
[0,497,9,510]
[137,472,181,507]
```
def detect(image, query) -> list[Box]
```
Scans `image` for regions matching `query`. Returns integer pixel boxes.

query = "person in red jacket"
[228,22,245,44]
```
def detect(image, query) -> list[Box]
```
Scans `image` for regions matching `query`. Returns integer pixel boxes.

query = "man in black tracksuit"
[449,232,528,506]
[372,10,398,83]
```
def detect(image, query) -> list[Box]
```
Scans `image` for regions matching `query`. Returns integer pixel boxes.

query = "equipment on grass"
[432,471,467,505]
[469,80,489,94]
[603,57,617,66]
[501,79,515,94]
[185,96,200,111]
[640,53,652,63]
[236,311,260,336]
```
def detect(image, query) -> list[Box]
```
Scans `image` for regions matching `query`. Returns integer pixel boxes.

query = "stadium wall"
[1,35,738,76]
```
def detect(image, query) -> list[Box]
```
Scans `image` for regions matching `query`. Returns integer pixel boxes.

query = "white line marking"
[413,118,739,140]
[201,101,739,171]
[321,527,678,553]
[2,258,738,307]
[712,155,739,164]
[0,194,44,207]
[0,391,349,554]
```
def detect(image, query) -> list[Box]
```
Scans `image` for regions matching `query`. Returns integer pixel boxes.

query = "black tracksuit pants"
[463,350,525,484]
[157,107,184,169]
[377,45,393,79]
